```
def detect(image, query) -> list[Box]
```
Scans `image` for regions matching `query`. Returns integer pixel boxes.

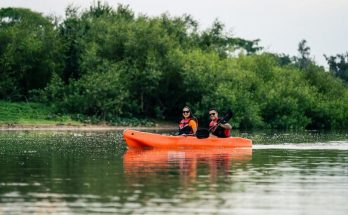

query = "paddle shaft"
[209,109,233,131]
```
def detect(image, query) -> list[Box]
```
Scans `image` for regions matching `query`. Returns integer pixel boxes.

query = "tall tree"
[325,53,348,82]
[198,20,262,58]
[296,39,312,69]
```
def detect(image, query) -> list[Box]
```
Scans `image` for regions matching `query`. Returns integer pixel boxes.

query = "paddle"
[179,128,209,138]
[196,128,210,139]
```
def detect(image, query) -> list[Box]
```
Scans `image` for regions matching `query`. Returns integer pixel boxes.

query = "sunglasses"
[209,113,216,116]
[182,111,190,114]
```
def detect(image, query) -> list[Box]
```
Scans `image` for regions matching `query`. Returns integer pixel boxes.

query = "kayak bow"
[123,129,252,149]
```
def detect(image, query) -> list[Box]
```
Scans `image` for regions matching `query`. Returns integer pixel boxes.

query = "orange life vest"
[179,118,194,135]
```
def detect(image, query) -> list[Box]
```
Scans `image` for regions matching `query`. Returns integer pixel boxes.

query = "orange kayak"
[123,129,252,149]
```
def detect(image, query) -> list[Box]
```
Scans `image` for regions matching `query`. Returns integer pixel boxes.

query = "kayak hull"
[123,129,252,149]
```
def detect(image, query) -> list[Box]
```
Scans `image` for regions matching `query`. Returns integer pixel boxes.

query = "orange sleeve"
[189,120,197,129]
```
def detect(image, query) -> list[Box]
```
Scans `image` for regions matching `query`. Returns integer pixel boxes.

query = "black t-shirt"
[210,118,229,138]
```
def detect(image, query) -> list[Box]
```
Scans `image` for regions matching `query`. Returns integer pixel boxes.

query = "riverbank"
[0,101,177,131]
[0,122,177,131]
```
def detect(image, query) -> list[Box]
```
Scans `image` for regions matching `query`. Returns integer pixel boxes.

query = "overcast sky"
[1,0,348,67]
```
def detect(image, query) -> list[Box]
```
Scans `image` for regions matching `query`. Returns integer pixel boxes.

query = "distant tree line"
[0,2,347,129]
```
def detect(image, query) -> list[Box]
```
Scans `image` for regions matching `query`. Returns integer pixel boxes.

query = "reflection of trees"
[0,132,125,197]
[249,149,347,178]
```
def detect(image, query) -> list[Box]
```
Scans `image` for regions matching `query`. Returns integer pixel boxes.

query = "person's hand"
[219,119,227,124]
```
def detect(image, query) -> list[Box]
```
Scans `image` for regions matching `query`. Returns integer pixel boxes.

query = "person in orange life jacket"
[208,108,232,138]
[178,106,198,135]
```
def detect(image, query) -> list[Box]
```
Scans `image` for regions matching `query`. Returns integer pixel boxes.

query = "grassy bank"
[0,101,163,127]
[0,101,81,125]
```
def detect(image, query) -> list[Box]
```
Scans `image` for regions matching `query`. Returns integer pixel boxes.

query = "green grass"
[0,101,81,125]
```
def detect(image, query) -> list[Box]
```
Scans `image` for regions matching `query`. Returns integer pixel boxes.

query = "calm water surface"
[0,130,347,214]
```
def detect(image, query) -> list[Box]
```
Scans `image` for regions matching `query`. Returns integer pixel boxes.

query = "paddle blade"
[222,109,233,123]
[196,128,209,139]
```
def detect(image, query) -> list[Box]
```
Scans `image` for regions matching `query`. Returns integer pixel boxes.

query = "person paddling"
[178,106,198,135]
[208,108,232,138]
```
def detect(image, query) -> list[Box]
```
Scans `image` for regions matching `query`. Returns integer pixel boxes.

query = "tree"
[198,20,262,58]
[295,39,313,69]
[325,53,348,83]
[0,8,63,100]
[265,41,315,69]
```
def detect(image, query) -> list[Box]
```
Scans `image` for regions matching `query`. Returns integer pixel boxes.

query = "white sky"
[1,0,348,67]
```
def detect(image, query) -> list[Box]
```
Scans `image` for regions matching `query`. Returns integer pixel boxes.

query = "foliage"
[198,20,261,58]
[0,7,64,100]
[325,52,348,82]
[0,101,80,125]
[0,3,347,129]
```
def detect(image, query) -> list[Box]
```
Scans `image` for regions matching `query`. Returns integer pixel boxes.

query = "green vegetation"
[0,101,154,126]
[0,2,347,129]
[325,52,348,83]
[0,101,79,125]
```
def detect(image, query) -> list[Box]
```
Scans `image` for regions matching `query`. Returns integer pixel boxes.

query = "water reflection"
[124,148,252,186]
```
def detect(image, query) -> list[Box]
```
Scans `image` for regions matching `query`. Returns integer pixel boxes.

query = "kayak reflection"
[123,148,252,185]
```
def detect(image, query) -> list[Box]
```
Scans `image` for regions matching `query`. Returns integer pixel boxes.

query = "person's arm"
[220,123,232,130]
[192,126,197,134]
[189,120,198,134]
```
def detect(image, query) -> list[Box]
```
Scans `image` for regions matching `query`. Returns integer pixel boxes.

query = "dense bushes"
[0,3,347,129]
[0,8,64,100]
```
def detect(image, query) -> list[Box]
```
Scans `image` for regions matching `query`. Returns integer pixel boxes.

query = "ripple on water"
[1,130,347,214]
[253,141,348,150]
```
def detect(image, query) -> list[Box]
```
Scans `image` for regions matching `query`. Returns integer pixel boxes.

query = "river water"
[0,130,347,214]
